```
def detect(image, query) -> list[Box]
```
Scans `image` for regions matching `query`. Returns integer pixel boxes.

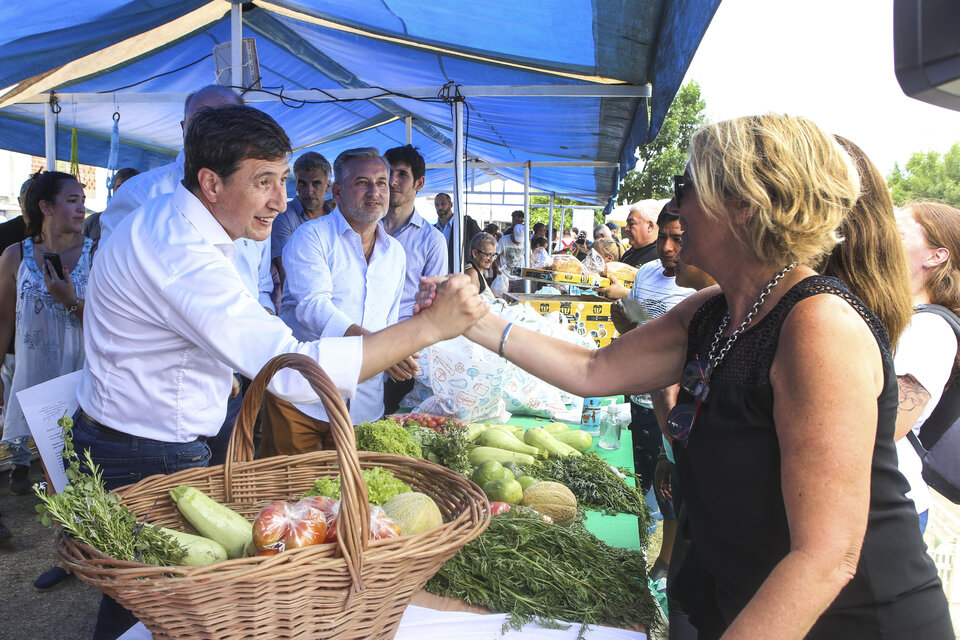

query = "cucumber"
[478,429,545,458]
[157,525,228,565]
[542,422,570,435]
[553,430,594,453]
[169,485,253,559]
[523,427,582,458]
[468,446,537,467]
[465,423,489,442]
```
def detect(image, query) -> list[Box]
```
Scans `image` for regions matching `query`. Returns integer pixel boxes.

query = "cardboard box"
[512,267,635,290]
[505,293,619,347]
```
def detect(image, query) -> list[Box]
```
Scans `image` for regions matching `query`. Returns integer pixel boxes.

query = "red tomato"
[253,501,295,554]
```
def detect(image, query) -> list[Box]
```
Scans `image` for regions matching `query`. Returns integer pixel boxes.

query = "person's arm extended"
[0,246,18,398]
[464,288,711,399]
[721,294,882,640]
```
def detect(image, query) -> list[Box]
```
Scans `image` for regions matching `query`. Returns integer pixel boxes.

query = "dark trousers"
[201,374,243,466]
[629,402,662,495]
[72,410,212,640]
[382,377,415,416]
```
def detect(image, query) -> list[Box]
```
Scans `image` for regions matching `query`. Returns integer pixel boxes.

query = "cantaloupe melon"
[521,481,578,526]
[382,492,443,536]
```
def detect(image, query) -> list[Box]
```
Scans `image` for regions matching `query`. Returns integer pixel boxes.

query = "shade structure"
[0,0,720,209]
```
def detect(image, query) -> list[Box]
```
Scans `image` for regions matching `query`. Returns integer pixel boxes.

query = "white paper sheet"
[16,370,82,493]
[118,605,648,640]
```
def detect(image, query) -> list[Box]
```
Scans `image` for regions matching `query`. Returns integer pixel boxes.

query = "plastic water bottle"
[598,406,621,450]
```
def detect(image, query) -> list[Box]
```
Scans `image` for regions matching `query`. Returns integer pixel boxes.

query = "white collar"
[173,184,236,256]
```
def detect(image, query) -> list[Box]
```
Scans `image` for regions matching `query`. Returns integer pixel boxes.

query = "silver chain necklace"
[699,263,798,401]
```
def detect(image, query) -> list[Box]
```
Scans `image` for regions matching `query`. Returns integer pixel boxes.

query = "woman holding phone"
[0,171,92,499]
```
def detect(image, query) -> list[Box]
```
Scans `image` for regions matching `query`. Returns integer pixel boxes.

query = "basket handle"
[225,353,370,591]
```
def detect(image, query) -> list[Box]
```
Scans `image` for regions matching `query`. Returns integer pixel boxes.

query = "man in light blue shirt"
[271,151,333,291]
[381,145,448,412]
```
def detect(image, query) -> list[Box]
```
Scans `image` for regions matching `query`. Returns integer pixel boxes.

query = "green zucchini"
[478,429,545,458]
[523,427,582,458]
[542,422,570,435]
[169,485,252,559]
[468,446,537,467]
[553,430,594,453]
[157,525,228,565]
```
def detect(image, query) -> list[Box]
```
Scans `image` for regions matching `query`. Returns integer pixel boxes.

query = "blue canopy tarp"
[0,0,720,207]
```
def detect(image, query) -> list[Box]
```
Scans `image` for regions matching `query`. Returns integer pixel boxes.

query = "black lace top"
[673,276,951,639]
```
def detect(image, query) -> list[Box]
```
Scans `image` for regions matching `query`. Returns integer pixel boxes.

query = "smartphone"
[42,252,64,278]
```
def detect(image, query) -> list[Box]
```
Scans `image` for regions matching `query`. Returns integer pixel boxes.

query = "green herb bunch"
[301,466,411,505]
[425,510,662,638]
[34,414,185,566]
[530,452,651,542]
[404,423,472,476]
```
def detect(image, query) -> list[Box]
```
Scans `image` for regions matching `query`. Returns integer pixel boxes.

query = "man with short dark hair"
[271,151,333,289]
[532,222,547,239]
[381,145,447,413]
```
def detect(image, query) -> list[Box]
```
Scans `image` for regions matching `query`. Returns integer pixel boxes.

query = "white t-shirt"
[497,236,524,277]
[628,259,695,407]
[894,312,958,514]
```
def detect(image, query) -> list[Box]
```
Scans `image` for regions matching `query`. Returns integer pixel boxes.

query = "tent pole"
[452,100,464,273]
[405,116,412,144]
[44,100,56,171]
[231,2,243,88]
[548,193,555,251]
[523,161,531,293]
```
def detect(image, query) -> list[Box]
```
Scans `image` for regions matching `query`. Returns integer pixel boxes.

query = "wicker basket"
[57,353,490,639]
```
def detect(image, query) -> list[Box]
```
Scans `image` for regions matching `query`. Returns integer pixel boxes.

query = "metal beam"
[426,161,618,169]
[19,84,650,104]
[44,102,56,171]
[231,3,243,89]
[452,100,465,273]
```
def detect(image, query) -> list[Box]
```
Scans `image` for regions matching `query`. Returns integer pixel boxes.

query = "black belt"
[78,409,141,443]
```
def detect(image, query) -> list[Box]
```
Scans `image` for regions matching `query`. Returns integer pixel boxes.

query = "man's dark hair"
[383,144,425,181]
[293,151,331,179]
[183,105,291,192]
[531,236,549,250]
[533,222,546,234]
[512,210,524,219]
[657,203,679,227]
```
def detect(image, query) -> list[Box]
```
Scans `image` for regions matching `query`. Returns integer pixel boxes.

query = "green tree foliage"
[528,195,603,230]
[617,82,707,204]
[887,143,960,207]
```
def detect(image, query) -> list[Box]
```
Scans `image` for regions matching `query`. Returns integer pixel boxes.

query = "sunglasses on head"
[673,173,694,206]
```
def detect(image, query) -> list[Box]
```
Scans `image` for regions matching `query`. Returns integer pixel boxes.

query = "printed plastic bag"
[407,335,511,423]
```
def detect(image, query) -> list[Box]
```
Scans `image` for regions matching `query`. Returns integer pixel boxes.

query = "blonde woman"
[419,114,951,638]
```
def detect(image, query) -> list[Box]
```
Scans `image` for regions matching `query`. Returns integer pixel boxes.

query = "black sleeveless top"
[673,276,951,639]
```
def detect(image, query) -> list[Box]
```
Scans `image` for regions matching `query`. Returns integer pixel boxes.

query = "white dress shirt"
[383,209,448,320]
[99,151,275,311]
[280,208,406,423]
[79,185,361,442]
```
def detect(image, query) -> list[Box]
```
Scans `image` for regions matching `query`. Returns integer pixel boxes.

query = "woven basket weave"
[57,353,490,639]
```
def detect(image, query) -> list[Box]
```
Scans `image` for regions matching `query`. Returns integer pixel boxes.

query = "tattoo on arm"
[897,374,931,415]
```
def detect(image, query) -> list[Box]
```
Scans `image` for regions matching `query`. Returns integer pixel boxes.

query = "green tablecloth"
[506,415,642,551]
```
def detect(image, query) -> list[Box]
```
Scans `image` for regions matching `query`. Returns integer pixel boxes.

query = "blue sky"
[683,0,960,174]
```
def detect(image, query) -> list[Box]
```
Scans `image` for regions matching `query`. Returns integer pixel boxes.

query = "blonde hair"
[688,114,860,266]
[593,237,624,261]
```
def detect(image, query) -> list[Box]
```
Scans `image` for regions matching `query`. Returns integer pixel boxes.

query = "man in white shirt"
[268,148,408,455]
[381,144,448,413]
[78,105,485,640]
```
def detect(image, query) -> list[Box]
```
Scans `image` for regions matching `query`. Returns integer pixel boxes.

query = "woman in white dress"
[0,171,92,495]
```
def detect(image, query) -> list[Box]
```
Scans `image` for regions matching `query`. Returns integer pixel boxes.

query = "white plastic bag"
[581,248,606,276]
[489,273,509,297]
[530,247,553,269]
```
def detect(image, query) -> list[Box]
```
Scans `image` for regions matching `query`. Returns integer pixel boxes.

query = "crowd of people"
[0,85,955,639]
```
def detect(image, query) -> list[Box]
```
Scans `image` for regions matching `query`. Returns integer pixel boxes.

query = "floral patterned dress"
[0,237,92,448]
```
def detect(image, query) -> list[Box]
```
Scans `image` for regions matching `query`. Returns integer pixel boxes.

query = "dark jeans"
[629,403,663,495]
[72,409,212,640]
